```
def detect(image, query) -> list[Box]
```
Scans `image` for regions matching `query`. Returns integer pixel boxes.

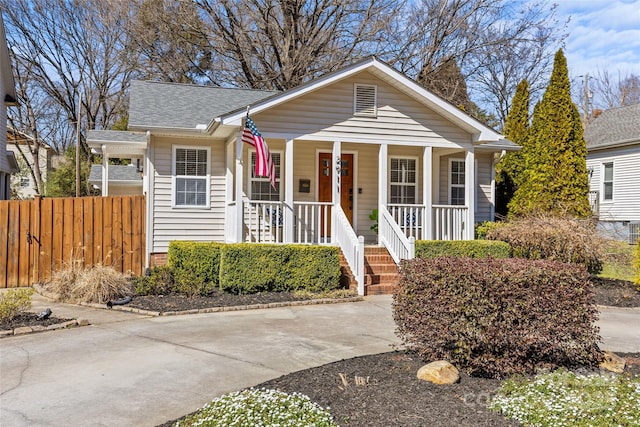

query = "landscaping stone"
[600,350,626,373]
[417,361,460,384]
[77,318,90,326]
[14,326,33,335]
[0,330,13,337]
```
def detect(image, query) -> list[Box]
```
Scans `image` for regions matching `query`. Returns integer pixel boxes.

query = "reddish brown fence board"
[0,195,145,288]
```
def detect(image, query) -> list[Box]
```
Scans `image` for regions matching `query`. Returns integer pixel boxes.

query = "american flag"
[242,114,276,189]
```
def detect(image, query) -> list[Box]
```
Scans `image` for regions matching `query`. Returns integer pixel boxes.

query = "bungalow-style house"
[88,57,518,294]
[7,127,54,199]
[585,103,640,243]
[0,15,19,200]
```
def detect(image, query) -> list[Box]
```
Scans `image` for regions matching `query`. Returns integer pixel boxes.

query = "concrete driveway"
[1,295,638,427]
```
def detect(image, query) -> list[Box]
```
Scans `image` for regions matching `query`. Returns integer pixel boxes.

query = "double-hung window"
[172,146,210,208]
[249,151,281,201]
[390,157,417,204]
[449,159,465,205]
[603,162,613,201]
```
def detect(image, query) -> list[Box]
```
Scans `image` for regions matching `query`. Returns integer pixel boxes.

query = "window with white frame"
[172,146,210,207]
[603,162,613,201]
[390,157,416,204]
[249,151,281,201]
[449,159,465,205]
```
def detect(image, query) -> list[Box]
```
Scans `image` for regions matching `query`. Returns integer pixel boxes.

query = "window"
[449,159,465,205]
[354,84,377,116]
[172,146,210,207]
[250,151,281,201]
[390,157,416,204]
[603,162,613,201]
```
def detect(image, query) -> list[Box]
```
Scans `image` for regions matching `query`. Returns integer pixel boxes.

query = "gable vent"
[354,84,377,117]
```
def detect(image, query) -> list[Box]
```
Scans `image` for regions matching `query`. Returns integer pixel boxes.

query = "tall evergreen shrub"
[509,50,591,217]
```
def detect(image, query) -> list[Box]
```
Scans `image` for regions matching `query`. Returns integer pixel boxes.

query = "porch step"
[339,246,401,296]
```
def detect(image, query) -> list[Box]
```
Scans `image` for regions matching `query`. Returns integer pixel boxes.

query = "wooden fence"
[0,195,145,288]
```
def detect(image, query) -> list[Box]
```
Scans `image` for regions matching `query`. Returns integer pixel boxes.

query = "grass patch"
[174,388,336,427]
[599,240,635,282]
[489,369,640,426]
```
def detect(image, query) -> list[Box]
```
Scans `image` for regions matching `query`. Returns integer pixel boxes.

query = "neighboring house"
[0,15,19,200]
[585,103,640,243]
[89,162,143,195]
[7,127,53,199]
[88,57,519,293]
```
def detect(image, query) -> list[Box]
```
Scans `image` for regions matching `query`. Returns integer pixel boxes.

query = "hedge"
[168,241,222,285]
[219,244,341,294]
[414,240,511,259]
[393,257,602,379]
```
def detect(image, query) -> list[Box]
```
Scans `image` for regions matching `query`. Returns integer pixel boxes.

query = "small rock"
[0,330,13,337]
[600,350,625,373]
[417,360,460,384]
[76,318,90,327]
[14,326,33,335]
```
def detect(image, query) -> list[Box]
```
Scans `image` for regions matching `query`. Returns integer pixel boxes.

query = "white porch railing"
[432,205,467,241]
[334,205,364,295]
[244,201,284,243]
[293,201,332,244]
[388,204,425,240]
[379,206,415,264]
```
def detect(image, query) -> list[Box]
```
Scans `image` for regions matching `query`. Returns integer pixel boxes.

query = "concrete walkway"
[1,295,638,427]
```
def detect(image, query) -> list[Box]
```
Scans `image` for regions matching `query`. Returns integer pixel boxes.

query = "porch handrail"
[388,203,424,240]
[244,200,285,243]
[293,201,332,244]
[379,205,415,264]
[432,205,467,241]
[334,205,364,295]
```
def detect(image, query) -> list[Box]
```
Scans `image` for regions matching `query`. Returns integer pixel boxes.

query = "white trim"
[601,161,614,203]
[474,159,478,214]
[448,158,466,205]
[171,144,211,209]
[388,155,419,204]
[247,149,283,201]
[145,131,154,266]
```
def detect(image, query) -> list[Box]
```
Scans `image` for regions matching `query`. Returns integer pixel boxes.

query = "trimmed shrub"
[414,240,511,259]
[474,221,503,240]
[133,265,176,296]
[168,241,221,286]
[219,244,341,294]
[486,215,605,274]
[393,257,601,379]
[635,241,640,290]
[0,288,34,322]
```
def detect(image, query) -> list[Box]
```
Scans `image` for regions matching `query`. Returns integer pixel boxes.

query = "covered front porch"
[226,137,482,294]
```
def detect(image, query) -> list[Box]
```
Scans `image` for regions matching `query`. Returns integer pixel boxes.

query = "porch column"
[465,148,475,240]
[101,145,108,196]
[378,143,388,245]
[235,133,244,243]
[225,137,235,242]
[284,138,294,243]
[331,140,341,238]
[423,146,433,240]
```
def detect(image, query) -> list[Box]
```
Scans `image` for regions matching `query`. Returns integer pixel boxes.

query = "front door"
[318,153,354,236]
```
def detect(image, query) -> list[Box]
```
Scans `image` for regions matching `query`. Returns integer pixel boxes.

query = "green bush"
[414,240,511,259]
[634,241,640,290]
[486,215,605,274]
[219,244,341,294]
[393,257,601,379]
[133,265,175,296]
[474,221,504,239]
[168,241,221,286]
[0,288,34,322]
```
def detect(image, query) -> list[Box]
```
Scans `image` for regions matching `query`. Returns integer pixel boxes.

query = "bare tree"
[196,0,402,90]
[2,0,135,152]
[127,0,213,84]
[591,70,640,110]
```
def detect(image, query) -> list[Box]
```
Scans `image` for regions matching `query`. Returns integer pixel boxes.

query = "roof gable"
[0,16,17,105]
[585,103,640,150]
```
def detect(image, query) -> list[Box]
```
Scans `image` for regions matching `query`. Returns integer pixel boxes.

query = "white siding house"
[7,128,53,199]
[0,15,18,199]
[88,58,519,293]
[585,103,640,242]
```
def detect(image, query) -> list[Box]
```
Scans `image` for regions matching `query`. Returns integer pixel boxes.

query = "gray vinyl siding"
[151,135,227,253]
[0,69,8,174]
[587,146,640,222]
[252,71,472,145]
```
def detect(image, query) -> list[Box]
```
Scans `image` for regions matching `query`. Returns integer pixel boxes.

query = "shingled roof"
[585,103,640,150]
[89,165,143,184]
[128,80,276,130]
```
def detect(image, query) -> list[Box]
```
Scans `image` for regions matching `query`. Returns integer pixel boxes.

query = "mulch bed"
[0,312,73,331]
[592,277,640,307]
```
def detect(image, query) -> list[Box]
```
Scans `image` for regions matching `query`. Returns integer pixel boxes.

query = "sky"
[557,0,640,79]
